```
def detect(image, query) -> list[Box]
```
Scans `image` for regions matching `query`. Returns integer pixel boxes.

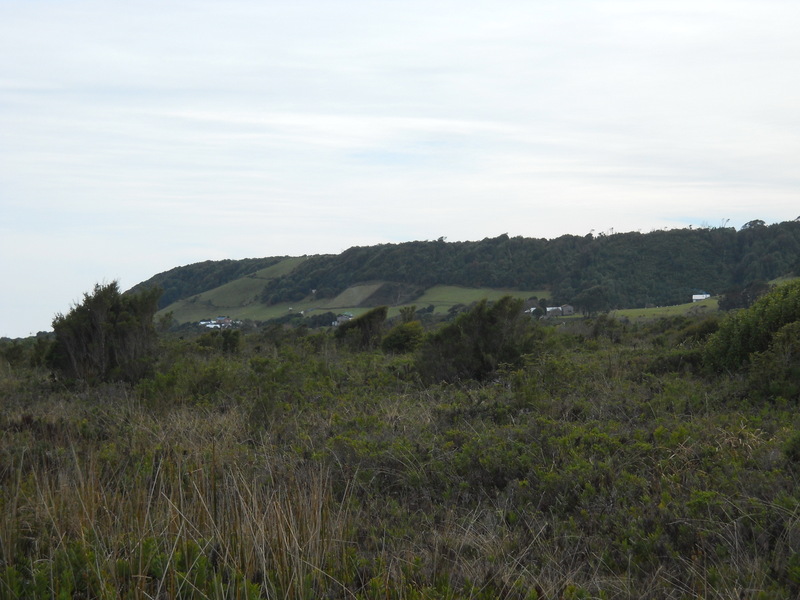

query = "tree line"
[261,221,800,310]
[129,220,797,313]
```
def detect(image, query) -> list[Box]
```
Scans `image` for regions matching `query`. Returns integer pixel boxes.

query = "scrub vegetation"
[2,279,800,598]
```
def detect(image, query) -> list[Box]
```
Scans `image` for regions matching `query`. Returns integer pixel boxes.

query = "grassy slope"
[158,257,309,322]
[161,271,724,326]
[319,283,385,309]
[610,277,798,321]
[612,297,719,320]
[160,261,800,327]
[158,263,551,325]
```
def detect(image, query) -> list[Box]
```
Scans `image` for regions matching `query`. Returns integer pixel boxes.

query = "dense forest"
[2,277,800,598]
[134,219,800,314]
[258,220,799,308]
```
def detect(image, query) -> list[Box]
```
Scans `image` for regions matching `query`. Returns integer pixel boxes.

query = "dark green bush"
[784,430,800,464]
[416,296,537,383]
[747,321,800,401]
[47,282,161,384]
[704,279,800,372]
[334,306,388,350]
[381,321,424,353]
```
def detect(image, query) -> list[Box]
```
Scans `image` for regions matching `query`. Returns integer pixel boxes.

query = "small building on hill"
[199,316,234,328]
[546,305,574,317]
[692,293,711,302]
[331,313,354,326]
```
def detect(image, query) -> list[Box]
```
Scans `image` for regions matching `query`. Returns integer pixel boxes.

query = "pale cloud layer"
[1,0,799,337]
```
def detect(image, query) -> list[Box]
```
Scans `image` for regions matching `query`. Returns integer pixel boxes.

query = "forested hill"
[131,257,285,309]
[134,219,800,312]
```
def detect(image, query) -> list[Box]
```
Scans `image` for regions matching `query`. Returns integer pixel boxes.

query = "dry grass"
[0,393,355,599]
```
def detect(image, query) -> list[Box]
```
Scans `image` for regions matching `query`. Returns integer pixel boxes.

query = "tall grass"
[0,394,354,599]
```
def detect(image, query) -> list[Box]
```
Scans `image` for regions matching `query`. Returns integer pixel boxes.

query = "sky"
[1,0,799,338]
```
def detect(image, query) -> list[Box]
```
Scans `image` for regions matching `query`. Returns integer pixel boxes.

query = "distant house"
[692,293,711,302]
[331,313,354,326]
[199,316,234,328]
[546,305,574,317]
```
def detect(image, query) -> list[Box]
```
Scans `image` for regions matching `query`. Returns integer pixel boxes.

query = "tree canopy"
[416,296,538,383]
[243,221,800,310]
[48,282,161,383]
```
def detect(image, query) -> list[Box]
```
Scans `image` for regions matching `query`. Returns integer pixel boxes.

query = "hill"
[132,219,800,326]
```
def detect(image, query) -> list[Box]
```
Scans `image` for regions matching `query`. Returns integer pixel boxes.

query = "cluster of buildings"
[524,305,575,318]
[545,304,575,317]
[331,313,354,327]
[198,316,241,329]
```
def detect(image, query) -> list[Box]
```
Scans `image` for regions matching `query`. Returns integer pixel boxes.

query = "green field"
[412,285,548,312]
[160,277,550,326]
[162,275,724,327]
[158,257,311,322]
[612,297,719,320]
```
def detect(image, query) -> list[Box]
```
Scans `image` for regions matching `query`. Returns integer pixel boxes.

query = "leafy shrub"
[675,315,720,344]
[747,321,800,401]
[704,279,800,372]
[784,430,800,464]
[416,296,537,383]
[196,328,242,354]
[381,321,424,353]
[647,348,703,375]
[47,282,161,383]
[334,306,388,350]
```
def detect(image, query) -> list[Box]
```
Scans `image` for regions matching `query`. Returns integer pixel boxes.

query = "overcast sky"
[2,1,799,338]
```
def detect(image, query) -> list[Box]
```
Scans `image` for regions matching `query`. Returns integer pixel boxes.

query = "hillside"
[132,219,800,326]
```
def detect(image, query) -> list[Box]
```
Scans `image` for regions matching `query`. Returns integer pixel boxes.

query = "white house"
[692,293,711,302]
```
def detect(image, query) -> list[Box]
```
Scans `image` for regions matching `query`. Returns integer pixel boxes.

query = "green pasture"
[160,278,550,327]
[612,297,719,320]
[160,264,732,328]
[318,283,384,309]
[158,257,311,322]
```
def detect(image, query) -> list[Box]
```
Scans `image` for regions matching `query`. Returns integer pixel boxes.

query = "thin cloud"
[1,0,799,337]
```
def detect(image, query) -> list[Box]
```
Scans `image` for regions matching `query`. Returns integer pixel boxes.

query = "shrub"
[784,430,800,464]
[747,321,800,401]
[416,296,537,383]
[381,321,424,353]
[704,279,800,373]
[334,306,388,350]
[47,282,161,384]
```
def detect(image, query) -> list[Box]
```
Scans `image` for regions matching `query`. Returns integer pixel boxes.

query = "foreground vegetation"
[2,282,800,598]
